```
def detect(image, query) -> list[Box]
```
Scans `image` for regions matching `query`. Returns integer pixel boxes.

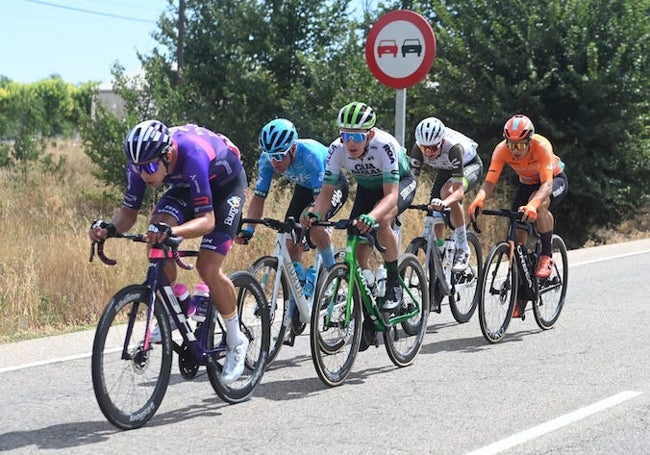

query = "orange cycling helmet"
[503,114,535,141]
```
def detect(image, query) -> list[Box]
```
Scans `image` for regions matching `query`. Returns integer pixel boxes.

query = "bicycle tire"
[91,284,172,430]
[533,235,568,330]
[310,263,362,387]
[478,242,516,343]
[384,253,429,367]
[405,237,442,312]
[448,231,482,323]
[248,255,289,365]
[207,271,270,403]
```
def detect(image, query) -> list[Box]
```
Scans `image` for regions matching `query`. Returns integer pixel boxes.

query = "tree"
[393,0,650,246]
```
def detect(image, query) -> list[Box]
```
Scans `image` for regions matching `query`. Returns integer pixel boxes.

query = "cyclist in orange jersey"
[468,114,568,279]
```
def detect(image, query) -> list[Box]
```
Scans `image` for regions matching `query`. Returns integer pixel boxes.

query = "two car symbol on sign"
[377,38,422,58]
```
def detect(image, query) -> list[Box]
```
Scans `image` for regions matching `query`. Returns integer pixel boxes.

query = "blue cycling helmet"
[124,119,171,164]
[259,118,298,156]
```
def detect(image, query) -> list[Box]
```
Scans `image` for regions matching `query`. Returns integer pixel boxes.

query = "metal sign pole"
[395,88,407,147]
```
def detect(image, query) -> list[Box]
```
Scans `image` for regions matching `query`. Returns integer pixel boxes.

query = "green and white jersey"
[324,128,411,190]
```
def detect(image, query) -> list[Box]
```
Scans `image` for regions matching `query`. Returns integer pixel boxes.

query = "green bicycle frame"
[325,232,424,332]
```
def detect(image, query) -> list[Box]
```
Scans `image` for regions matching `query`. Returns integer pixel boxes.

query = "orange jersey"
[485,134,564,186]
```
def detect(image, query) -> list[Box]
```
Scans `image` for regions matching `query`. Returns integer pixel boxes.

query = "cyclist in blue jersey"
[301,102,417,314]
[237,119,348,271]
[89,120,249,384]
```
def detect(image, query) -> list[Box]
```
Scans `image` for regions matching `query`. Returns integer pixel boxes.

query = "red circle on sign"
[365,10,436,89]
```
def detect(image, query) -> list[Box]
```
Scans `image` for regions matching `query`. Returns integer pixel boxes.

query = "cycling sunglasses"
[418,143,441,155]
[132,159,161,175]
[340,131,369,144]
[267,151,289,162]
[506,140,530,151]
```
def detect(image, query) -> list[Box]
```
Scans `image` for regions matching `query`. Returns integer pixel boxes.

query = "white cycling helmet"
[415,117,446,147]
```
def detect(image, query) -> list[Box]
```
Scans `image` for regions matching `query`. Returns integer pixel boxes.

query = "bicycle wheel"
[533,235,568,330]
[384,253,429,367]
[478,242,516,343]
[248,256,288,364]
[405,237,441,312]
[310,263,362,387]
[449,231,482,323]
[207,271,270,403]
[91,284,172,430]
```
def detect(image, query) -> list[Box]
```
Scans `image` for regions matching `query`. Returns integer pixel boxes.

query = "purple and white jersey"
[123,124,244,214]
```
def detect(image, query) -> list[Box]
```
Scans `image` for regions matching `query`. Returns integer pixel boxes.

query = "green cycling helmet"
[337,102,376,130]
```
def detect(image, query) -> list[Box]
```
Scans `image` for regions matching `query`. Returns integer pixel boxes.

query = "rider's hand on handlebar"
[353,213,376,234]
[468,193,486,220]
[89,219,116,243]
[235,226,255,245]
[146,222,173,244]
[519,203,538,222]
[428,197,446,212]
[299,209,321,229]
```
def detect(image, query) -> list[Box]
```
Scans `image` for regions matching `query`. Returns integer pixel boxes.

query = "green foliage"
[79,101,130,190]
[60,0,650,248]
[395,0,650,247]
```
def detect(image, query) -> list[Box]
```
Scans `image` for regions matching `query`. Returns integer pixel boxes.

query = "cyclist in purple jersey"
[236,119,348,271]
[89,120,249,384]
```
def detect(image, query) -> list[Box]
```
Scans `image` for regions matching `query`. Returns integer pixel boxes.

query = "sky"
[1,0,375,86]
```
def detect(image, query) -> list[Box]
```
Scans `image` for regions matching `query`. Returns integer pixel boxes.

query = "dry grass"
[1,141,646,342]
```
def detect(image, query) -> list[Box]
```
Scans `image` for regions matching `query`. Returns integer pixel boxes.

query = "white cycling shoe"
[221,337,250,385]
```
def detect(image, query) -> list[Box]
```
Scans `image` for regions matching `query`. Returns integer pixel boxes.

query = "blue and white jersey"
[254,139,327,197]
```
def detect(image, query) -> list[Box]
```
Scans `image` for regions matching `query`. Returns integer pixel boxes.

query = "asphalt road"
[1,238,650,454]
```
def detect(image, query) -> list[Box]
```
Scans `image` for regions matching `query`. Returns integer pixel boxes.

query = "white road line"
[0,352,92,373]
[570,249,650,267]
[463,391,642,455]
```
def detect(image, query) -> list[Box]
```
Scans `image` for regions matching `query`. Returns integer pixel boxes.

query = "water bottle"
[304,266,316,298]
[188,282,211,322]
[362,269,376,293]
[375,265,387,298]
[172,283,191,314]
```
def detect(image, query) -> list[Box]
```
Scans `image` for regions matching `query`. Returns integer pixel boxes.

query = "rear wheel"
[207,271,270,403]
[310,263,362,387]
[91,285,172,430]
[449,231,482,323]
[405,237,441,312]
[384,253,429,367]
[248,256,288,364]
[533,235,568,329]
[478,242,516,343]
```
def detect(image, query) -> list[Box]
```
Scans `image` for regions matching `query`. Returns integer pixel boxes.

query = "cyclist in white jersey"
[301,102,417,313]
[409,117,484,272]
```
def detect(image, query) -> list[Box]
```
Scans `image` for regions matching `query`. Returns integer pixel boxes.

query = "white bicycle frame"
[267,232,324,325]
[420,214,454,294]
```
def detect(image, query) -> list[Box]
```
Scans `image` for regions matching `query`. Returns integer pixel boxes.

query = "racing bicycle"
[405,204,482,323]
[310,219,429,387]
[472,209,568,343]
[90,228,270,429]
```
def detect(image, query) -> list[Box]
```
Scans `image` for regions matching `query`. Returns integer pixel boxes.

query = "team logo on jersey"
[224,195,242,226]
[384,144,395,164]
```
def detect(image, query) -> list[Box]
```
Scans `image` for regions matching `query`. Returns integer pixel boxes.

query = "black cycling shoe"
[359,317,378,352]
[381,281,403,313]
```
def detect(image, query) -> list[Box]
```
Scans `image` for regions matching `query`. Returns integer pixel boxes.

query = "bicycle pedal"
[282,333,295,347]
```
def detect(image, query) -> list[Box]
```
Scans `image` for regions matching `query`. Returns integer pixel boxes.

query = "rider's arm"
[310,183,336,221]
[110,206,139,234]
[245,194,265,223]
[441,144,466,206]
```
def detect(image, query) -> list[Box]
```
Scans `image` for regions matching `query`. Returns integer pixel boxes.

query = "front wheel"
[207,271,270,403]
[248,255,288,365]
[384,253,429,367]
[533,235,568,330]
[449,231,482,323]
[91,285,172,430]
[478,242,516,343]
[310,263,362,387]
